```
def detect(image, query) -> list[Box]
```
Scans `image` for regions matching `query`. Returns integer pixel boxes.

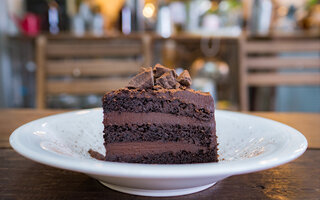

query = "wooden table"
[1,109,319,199]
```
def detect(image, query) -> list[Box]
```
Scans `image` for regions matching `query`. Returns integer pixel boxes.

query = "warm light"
[277,6,288,17]
[143,3,155,18]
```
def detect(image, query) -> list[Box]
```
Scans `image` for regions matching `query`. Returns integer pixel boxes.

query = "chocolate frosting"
[127,64,192,90]
[104,112,214,127]
[105,141,207,157]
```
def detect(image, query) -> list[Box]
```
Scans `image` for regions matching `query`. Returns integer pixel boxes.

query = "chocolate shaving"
[88,149,105,161]
[177,70,192,88]
[155,71,178,89]
[127,67,154,89]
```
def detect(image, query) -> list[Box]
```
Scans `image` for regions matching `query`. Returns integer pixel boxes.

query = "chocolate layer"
[103,112,214,127]
[103,88,214,113]
[103,90,214,121]
[105,141,206,157]
[104,123,216,147]
[105,148,218,164]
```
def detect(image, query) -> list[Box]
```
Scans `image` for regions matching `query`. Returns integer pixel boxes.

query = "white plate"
[10,109,307,197]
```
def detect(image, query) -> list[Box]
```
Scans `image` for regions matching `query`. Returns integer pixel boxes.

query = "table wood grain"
[1,149,319,200]
[0,109,319,199]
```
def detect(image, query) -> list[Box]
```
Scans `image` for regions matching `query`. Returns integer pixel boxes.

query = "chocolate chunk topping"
[155,71,179,89]
[154,64,178,78]
[175,82,181,89]
[127,67,154,89]
[153,85,163,90]
[127,64,192,90]
[154,64,171,78]
[177,70,192,87]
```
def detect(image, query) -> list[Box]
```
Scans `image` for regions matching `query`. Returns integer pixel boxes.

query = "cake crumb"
[88,149,105,161]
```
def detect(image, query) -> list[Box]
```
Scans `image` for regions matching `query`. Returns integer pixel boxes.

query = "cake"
[99,64,218,164]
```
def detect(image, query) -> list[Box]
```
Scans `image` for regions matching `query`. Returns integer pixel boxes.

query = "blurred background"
[0,0,319,111]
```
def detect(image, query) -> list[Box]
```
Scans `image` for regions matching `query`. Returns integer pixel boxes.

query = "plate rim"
[9,108,308,178]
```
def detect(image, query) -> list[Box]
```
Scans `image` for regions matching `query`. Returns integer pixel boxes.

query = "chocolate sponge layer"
[105,148,218,164]
[103,88,215,122]
[103,123,216,147]
[103,96,213,121]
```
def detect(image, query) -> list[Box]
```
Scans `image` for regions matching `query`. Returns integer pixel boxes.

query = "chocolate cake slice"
[101,64,218,164]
